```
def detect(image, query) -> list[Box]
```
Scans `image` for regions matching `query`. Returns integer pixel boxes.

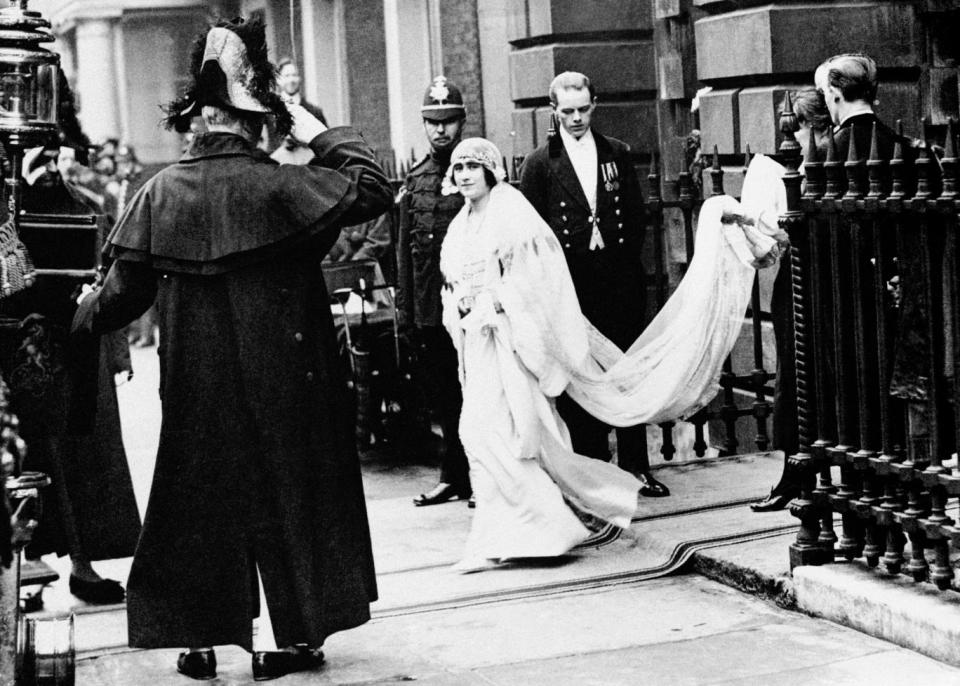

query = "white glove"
[287,103,327,145]
[22,146,49,186]
[76,283,95,305]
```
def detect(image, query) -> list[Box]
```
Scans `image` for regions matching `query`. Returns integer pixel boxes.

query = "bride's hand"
[719,196,754,226]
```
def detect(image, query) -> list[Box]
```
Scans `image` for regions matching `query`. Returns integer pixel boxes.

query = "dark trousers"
[769,258,800,497]
[557,392,649,473]
[418,326,470,491]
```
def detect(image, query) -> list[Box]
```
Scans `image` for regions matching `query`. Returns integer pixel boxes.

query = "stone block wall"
[694,1,929,158]
[506,0,657,155]
[344,1,391,154]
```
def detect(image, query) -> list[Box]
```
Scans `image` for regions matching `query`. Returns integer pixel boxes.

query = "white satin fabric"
[440,155,787,567]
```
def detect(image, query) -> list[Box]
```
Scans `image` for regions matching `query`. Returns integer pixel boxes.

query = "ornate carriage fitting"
[0,3,77,686]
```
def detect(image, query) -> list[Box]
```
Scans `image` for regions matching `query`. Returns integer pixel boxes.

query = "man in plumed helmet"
[72,17,391,681]
[397,76,473,507]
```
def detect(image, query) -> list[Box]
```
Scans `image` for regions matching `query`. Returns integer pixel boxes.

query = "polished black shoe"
[413,482,470,506]
[177,649,216,681]
[252,646,324,681]
[637,472,670,498]
[467,493,476,509]
[750,491,795,512]
[69,575,126,604]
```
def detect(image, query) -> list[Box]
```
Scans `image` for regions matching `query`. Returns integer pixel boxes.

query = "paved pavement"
[78,575,960,686]
[22,345,960,684]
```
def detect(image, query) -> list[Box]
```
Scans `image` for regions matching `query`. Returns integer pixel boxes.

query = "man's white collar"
[560,125,595,148]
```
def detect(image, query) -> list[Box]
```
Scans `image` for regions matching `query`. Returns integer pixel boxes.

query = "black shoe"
[69,575,126,604]
[468,493,476,509]
[177,649,216,680]
[413,482,470,506]
[252,646,325,681]
[750,491,795,512]
[638,472,670,498]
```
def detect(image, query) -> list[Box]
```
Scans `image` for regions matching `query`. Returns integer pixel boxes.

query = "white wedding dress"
[440,155,787,569]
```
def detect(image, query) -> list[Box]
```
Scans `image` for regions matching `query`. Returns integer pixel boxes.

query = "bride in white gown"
[439,138,786,571]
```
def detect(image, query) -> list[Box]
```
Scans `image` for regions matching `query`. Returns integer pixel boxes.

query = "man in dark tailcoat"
[752,52,940,511]
[519,71,668,497]
[817,53,949,477]
[397,76,473,507]
[71,18,391,681]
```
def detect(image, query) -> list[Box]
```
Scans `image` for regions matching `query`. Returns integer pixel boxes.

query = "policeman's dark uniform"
[520,124,667,494]
[396,77,471,502]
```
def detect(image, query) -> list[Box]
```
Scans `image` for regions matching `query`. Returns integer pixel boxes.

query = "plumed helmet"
[162,16,292,135]
[420,75,465,122]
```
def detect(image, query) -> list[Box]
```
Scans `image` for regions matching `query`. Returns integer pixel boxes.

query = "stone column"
[74,18,121,144]
[383,0,435,164]
[343,1,390,154]
[438,0,485,140]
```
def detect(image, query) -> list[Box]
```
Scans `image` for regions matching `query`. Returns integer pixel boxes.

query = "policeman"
[519,71,669,498]
[397,76,473,507]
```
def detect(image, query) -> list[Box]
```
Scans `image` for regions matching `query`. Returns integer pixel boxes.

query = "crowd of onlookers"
[61,138,144,223]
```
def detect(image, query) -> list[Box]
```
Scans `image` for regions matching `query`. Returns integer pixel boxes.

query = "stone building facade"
[694,0,959,163]
[30,1,959,177]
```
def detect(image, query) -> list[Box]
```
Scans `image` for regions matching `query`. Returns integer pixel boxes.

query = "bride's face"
[452,160,490,201]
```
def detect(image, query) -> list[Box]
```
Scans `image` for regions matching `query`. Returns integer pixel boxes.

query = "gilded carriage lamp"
[0,0,60,224]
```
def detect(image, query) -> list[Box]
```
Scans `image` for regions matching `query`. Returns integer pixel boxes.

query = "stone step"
[680,473,960,669]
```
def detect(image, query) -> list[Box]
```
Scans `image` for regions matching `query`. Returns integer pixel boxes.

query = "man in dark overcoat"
[519,71,668,498]
[15,141,141,604]
[752,53,936,511]
[71,18,392,681]
[396,76,473,507]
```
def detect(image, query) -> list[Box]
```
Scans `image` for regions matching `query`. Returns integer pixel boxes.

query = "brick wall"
[343,1,391,153]
[440,0,485,139]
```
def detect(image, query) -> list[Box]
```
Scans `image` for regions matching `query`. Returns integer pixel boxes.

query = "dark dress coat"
[519,130,649,471]
[396,151,464,329]
[771,112,942,492]
[73,127,392,651]
[394,150,470,488]
[519,130,646,349]
[8,174,141,561]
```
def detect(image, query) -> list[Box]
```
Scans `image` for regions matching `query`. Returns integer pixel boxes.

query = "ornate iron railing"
[644,147,776,461]
[779,93,960,591]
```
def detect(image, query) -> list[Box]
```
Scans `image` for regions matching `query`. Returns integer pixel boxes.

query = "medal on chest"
[601,162,620,192]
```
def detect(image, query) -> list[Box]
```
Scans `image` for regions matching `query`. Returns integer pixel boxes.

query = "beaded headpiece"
[442,138,507,196]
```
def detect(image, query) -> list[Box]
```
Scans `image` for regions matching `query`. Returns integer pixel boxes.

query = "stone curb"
[684,533,960,668]
[691,547,797,610]
[793,563,960,668]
